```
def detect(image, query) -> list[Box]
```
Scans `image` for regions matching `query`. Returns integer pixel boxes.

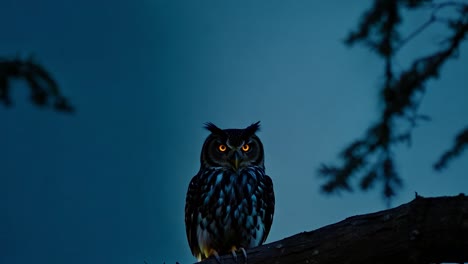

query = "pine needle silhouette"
[319,0,468,204]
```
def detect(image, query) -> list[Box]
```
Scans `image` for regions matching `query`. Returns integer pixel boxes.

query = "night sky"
[2,1,468,263]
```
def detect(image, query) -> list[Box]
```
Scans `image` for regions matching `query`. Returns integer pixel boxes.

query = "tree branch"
[198,194,468,264]
[320,0,468,201]
[434,127,468,170]
[0,56,74,113]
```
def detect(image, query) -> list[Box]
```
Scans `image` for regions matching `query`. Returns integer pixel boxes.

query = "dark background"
[2,1,467,263]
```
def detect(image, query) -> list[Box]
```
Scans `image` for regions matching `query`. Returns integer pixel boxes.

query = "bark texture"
[198,194,468,264]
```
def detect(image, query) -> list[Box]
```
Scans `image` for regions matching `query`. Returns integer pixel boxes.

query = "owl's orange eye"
[241,144,250,152]
[218,144,227,152]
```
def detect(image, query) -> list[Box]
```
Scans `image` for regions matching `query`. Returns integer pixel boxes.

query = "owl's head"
[200,121,264,172]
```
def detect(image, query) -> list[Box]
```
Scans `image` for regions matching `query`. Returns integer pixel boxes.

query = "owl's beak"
[230,152,241,172]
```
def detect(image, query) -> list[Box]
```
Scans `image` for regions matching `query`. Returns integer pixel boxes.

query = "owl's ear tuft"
[244,121,261,136]
[204,122,225,135]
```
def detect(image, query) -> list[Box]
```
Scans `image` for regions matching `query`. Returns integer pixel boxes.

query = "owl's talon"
[206,249,222,264]
[213,252,222,264]
[239,248,247,263]
[230,249,238,263]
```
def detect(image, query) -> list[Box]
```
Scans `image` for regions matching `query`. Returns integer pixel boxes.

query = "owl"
[185,121,275,262]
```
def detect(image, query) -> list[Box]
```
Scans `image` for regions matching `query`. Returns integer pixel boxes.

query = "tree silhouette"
[0,56,74,113]
[319,0,468,202]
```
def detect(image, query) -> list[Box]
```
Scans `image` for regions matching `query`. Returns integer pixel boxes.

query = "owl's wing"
[261,174,275,243]
[185,173,201,258]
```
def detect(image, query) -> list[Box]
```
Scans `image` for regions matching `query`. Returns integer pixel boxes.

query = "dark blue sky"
[2,1,468,263]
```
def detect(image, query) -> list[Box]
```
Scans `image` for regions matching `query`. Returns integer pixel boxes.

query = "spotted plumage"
[185,122,275,261]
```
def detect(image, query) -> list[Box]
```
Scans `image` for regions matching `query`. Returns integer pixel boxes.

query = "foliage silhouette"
[0,56,74,113]
[319,0,468,203]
